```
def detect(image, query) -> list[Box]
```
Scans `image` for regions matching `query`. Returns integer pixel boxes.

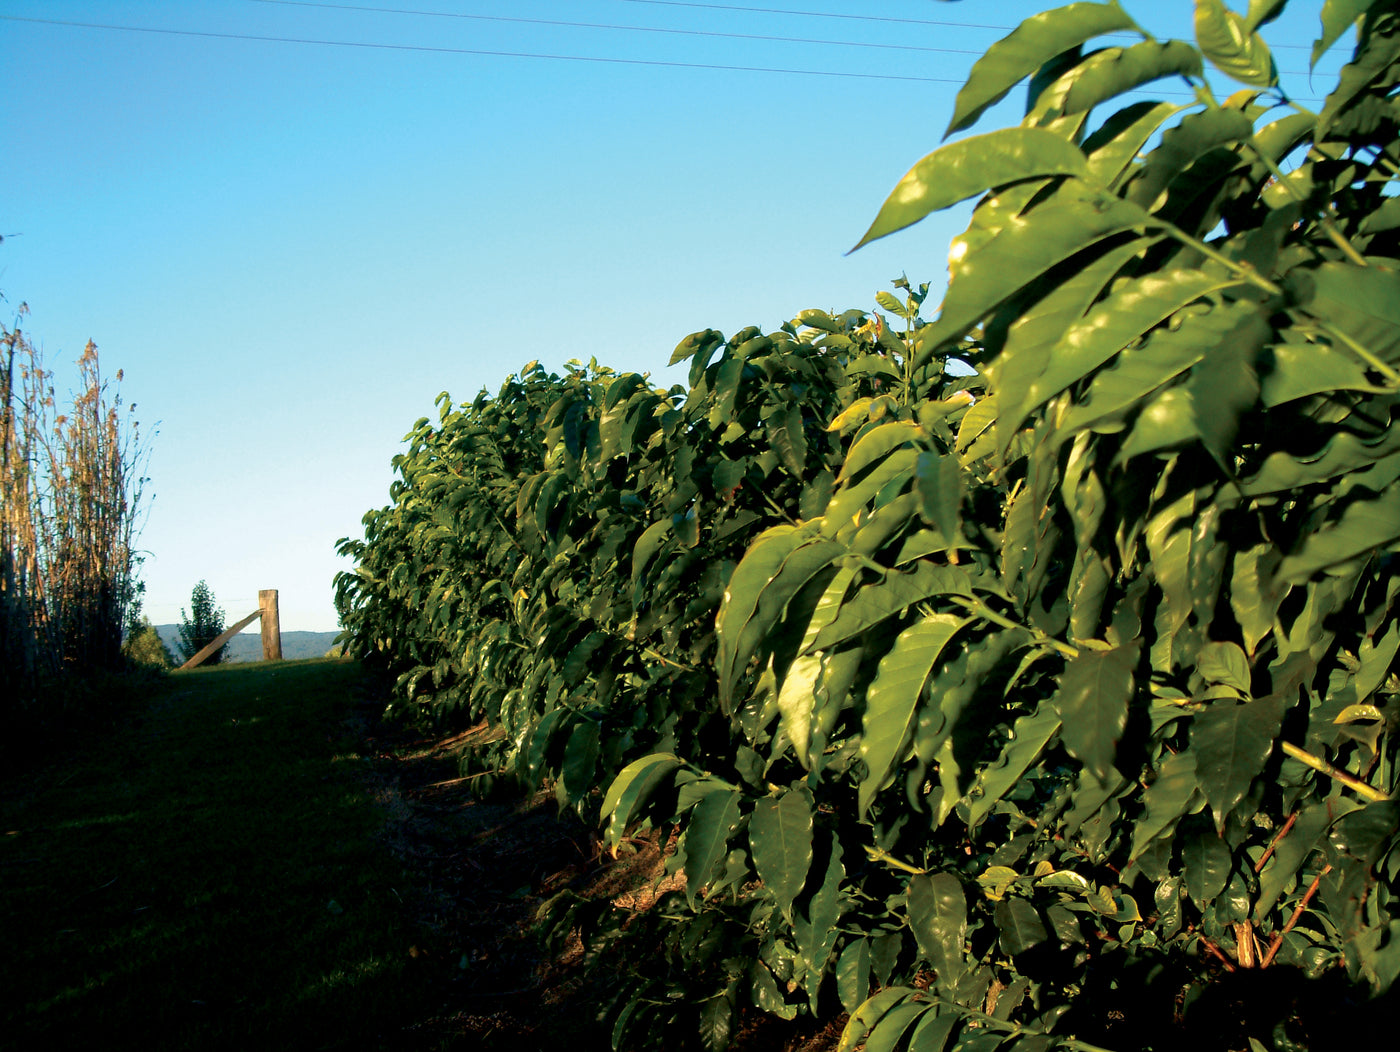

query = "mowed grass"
[1,659,444,1050]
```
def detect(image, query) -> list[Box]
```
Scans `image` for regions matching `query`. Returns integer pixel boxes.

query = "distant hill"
[155,625,343,664]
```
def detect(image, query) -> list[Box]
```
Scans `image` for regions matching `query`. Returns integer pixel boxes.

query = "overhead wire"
[245,0,989,56]
[2,4,1337,91]
[0,14,966,83]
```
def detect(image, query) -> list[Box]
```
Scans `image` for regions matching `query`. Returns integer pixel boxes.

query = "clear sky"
[1,1,1347,632]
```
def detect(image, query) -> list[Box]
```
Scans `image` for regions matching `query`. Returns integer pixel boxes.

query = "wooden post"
[178,609,261,671]
[259,589,283,661]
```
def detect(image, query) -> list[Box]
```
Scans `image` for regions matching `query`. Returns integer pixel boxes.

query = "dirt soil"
[345,681,841,1052]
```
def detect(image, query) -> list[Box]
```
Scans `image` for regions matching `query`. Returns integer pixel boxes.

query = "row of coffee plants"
[337,1,1400,1047]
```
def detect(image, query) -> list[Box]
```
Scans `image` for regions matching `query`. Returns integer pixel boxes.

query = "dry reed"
[2,302,149,717]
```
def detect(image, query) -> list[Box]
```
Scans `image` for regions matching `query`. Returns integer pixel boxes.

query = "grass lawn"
[1,659,448,1050]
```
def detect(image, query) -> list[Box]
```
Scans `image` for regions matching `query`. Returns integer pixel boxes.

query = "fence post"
[259,589,282,661]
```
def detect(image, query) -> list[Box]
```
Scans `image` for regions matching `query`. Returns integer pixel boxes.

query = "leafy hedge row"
[337,2,1400,1048]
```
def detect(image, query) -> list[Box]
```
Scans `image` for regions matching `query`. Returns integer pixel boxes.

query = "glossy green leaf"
[683,788,742,908]
[939,185,1153,351]
[1084,101,1190,188]
[698,993,733,1052]
[1197,641,1252,693]
[750,790,814,922]
[852,128,1091,251]
[811,564,972,654]
[1023,273,1246,430]
[915,452,963,542]
[1182,826,1233,908]
[906,1011,958,1052]
[966,699,1062,829]
[1278,487,1400,582]
[1131,750,1200,858]
[838,987,913,1052]
[947,2,1137,134]
[987,239,1147,446]
[601,753,683,850]
[836,938,872,1013]
[561,718,601,802]
[907,873,968,983]
[1245,0,1288,31]
[1045,40,1205,117]
[1196,0,1277,86]
[859,614,970,816]
[995,897,1050,955]
[799,840,846,986]
[1054,641,1140,783]
[863,1002,928,1052]
[1313,0,1379,66]
[1295,263,1400,365]
[1192,697,1284,830]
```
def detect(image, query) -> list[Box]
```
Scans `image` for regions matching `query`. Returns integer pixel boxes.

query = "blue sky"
[1,1,1349,631]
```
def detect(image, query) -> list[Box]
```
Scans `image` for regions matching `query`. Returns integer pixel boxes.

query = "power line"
[614,0,1326,50]
[246,0,988,56]
[613,0,1015,31]
[0,14,964,83]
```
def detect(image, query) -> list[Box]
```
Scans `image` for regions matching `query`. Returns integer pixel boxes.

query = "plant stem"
[1279,741,1390,802]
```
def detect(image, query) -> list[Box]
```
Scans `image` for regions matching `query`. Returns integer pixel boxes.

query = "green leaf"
[1292,262,1400,366]
[907,873,968,983]
[1043,40,1206,118]
[561,718,601,802]
[1192,697,1284,830]
[1260,341,1388,406]
[1058,314,1212,435]
[859,614,970,817]
[915,452,963,543]
[1054,641,1140,782]
[749,790,814,922]
[947,2,1137,135]
[811,564,972,654]
[1197,641,1252,693]
[937,184,1153,352]
[698,993,734,1052]
[1084,101,1190,188]
[838,988,912,1052]
[1125,105,1256,210]
[670,328,724,367]
[799,840,846,987]
[601,753,683,850]
[1131,750,1200,858]
[863,1002,929,1052]
[906,1011,958,1052]
[1182,826,1233,908]
[836,938,872,1013]
[768,403,809,476]
[986,239,1147,446]
[852,128,1091,251]
[1255,797,1359,918]
[683,788,742,908]
[1245,0,1288,31]
[1313,0,1379,66]
[1195,0,1277,86]
[1278,487,1400,582]
[995,897,1050,956]
[965,699,1062,829]
[1021,273,1247,431]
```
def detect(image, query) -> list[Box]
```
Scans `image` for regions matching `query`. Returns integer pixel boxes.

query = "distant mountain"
[155,625,344,664]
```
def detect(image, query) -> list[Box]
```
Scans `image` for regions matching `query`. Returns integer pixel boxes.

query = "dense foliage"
[337,1,1400,1047]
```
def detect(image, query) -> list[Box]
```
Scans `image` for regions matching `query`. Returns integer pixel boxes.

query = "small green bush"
[123,618,172,670]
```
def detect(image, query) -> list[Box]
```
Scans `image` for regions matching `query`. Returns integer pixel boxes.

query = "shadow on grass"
[1,659,461,1050]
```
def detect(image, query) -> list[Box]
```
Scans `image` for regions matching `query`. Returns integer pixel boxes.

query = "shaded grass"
[1,659,446,1050]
